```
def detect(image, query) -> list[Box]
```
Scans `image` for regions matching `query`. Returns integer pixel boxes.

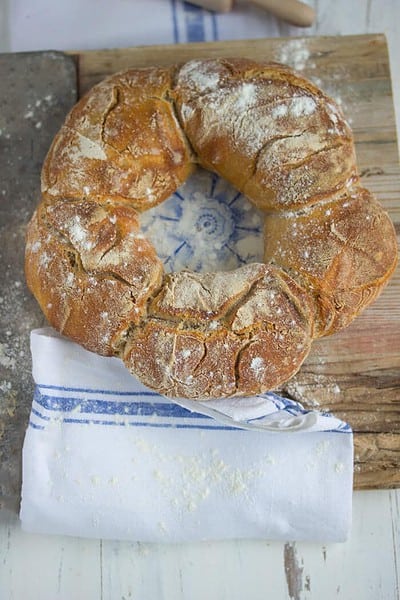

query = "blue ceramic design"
[141,168,264,273]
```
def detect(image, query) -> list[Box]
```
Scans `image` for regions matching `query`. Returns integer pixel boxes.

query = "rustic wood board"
[71,34,400,490]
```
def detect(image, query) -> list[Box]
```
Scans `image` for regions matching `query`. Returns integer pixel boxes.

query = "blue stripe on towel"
[30,385,304,433]
[30,385,352,434]
[31,406,50,421]
[170,0,218,44]
[34,386,302,416]
[29,420,45,430]
[34,388,209,419]
[29,409,352,434]
[32,385,240,430]
[170,0,179,43]
[183,2,206,42]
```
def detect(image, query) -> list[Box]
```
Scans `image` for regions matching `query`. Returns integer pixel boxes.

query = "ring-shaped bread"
[25,58,398,399]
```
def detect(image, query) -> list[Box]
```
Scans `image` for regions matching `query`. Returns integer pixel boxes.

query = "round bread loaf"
[25,58,398,399]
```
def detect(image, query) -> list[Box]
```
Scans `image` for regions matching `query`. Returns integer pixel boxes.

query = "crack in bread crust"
[25,58,398,400]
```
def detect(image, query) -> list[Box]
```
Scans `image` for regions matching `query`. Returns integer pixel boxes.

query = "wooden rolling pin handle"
[186,0,233,11]
[249,0,315,27]
[187,0,315,27]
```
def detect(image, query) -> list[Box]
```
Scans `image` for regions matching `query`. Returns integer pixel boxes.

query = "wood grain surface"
[71,33,400,489]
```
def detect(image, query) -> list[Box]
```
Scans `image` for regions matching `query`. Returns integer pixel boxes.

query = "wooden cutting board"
[70,34,400,490]
[0,36,396,502]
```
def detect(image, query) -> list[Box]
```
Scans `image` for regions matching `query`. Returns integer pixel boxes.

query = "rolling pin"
[187,0,315,28]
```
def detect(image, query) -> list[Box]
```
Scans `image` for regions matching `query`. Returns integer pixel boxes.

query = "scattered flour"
[0,342,16,370]
[290,97,316,117]
[272,104,288,119]
[276,38,312,71]
[178,59,221,92]
[234,82,258,110]
[250,356,265,379]
[77,134,107,160]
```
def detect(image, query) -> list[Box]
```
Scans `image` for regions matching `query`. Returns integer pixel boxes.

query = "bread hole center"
[141,167,264,273]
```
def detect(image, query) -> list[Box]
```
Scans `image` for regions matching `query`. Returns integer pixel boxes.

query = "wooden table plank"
[70,34,400,489]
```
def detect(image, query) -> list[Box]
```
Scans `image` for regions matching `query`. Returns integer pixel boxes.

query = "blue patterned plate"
[141,168,264,273]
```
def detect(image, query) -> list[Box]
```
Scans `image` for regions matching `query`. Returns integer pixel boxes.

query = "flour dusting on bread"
[25,58,398,400]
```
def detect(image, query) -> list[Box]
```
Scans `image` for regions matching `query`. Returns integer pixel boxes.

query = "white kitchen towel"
[8,0,287,53]
[20,328,353,543]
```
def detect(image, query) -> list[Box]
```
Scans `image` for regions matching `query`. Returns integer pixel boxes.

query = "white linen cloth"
[20,328,353,542]
[8,0,287,53]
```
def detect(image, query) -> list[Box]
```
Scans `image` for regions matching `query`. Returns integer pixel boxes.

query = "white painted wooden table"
[0,1,399,598]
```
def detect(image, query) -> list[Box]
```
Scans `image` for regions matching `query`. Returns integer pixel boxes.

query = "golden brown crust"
[42,66,193,210]
[263,186,398,337]
[173,58,356,210]
[123,264,313,398]
[25,58,398,399]
[25,199,163,355]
